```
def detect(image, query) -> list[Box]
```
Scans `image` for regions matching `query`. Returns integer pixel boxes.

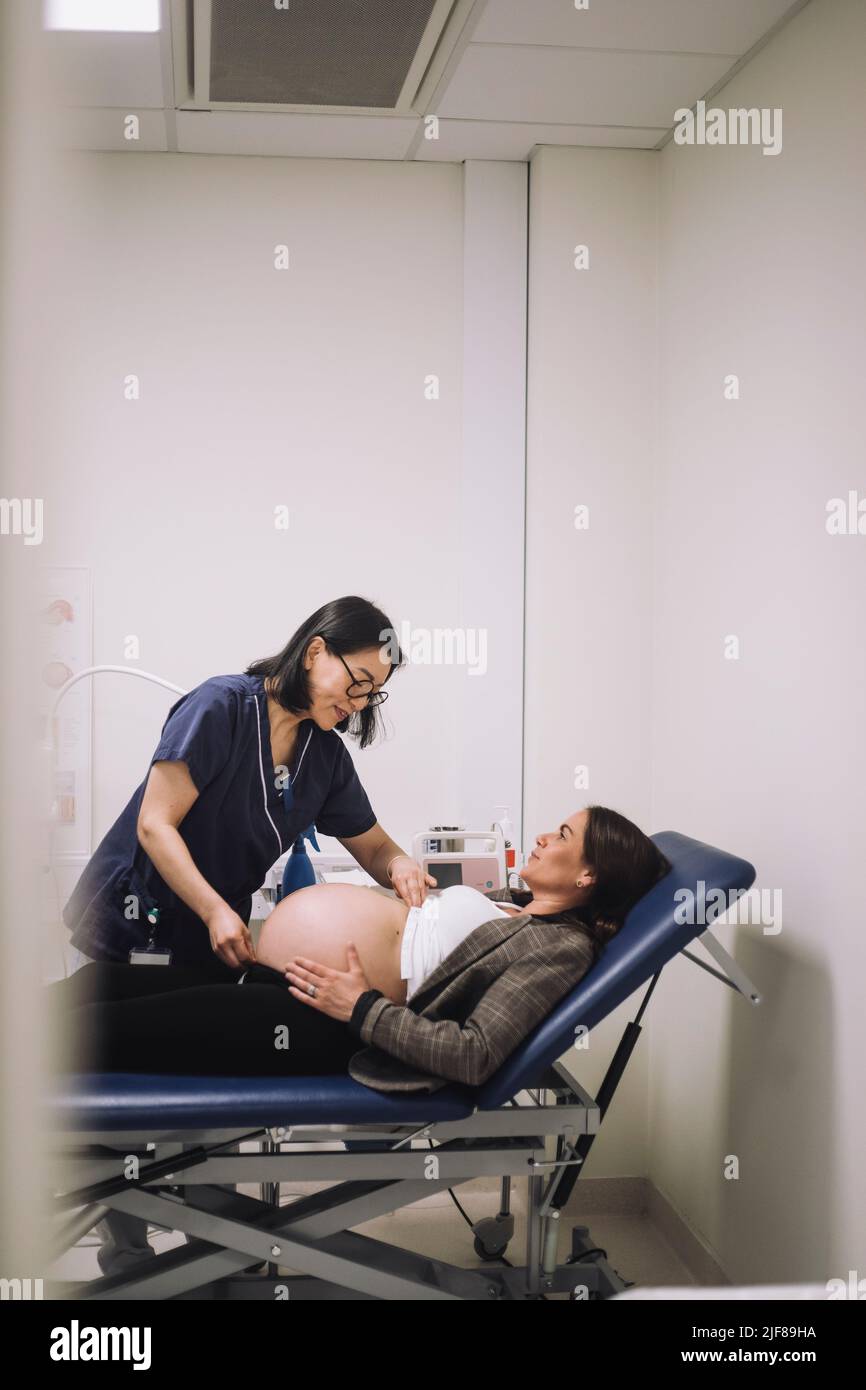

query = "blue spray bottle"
[280,824,321,899]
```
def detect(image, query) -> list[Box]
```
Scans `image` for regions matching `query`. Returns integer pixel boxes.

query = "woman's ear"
[576,868,597,889]
[305,635,324,669]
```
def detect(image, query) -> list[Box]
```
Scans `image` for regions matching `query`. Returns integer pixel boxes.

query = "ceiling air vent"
[193,0,452,112]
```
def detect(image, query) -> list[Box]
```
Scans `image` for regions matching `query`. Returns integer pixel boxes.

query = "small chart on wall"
[38,566,93,860]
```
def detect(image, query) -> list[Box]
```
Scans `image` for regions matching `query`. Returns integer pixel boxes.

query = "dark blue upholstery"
[46,1072,478,1132]
[477,831,755,1107]
[46,832,754,1132]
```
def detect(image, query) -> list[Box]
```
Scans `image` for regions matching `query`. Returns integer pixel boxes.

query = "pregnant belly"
[256,883,411,1003]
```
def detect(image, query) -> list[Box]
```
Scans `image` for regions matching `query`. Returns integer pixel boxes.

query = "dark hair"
[578,805,671,956]
[245,596,405,750]
[515,805,671,960]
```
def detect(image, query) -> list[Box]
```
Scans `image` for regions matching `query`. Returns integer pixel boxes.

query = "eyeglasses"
[332,647,389,707]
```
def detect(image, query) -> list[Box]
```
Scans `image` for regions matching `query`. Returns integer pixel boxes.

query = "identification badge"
[128,948,173,966]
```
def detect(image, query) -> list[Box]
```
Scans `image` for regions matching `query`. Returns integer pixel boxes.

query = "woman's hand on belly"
[284,943,372,1023]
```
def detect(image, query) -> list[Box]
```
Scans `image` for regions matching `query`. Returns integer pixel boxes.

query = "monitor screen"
[429,861,463,888]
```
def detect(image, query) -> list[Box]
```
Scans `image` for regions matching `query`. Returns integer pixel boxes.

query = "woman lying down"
[50,805,670,1094]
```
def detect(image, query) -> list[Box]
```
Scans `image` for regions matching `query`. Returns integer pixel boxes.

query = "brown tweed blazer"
[346,889,596,1095]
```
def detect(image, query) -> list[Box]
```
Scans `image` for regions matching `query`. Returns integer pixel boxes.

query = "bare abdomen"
[256,883,410,1003]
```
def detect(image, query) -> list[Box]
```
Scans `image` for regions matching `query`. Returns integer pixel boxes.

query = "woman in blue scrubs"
[62,594,434,1276]
[63,595,435,978]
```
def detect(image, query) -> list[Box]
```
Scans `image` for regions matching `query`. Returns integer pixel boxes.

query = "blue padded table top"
[45,831,755,1132]
[45,1071,478,1132]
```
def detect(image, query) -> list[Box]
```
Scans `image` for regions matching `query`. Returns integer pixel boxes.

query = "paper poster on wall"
[38,567,92,859]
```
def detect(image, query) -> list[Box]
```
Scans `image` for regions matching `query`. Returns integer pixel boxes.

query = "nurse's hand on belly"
[207,902,257,968]
[284,943,372,1024]
[387,855,438,908]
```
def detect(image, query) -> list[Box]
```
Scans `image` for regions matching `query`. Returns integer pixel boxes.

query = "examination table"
[45,831,757,1301]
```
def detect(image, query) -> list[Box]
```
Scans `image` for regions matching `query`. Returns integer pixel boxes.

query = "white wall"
[523,0,866,1283]
[459,161,527,840]
[652,0,866,1283]
[524,145,657,1171]
[45,153,472,860]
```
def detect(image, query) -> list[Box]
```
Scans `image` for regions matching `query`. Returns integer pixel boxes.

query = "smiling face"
[520,809,596,908]
[302,635,392,731]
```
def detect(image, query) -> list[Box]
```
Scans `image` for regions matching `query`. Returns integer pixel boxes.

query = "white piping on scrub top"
[291,726,313,784]
[252,694,284,858]
[252,698,315,859]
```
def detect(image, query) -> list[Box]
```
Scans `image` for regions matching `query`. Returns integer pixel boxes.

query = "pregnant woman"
[51,805,670,1085]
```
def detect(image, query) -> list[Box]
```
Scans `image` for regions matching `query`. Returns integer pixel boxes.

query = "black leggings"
[49,962,359,1076]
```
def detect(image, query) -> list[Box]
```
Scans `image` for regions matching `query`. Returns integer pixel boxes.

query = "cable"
[425,1138,520,1274]
[48,665,186,723]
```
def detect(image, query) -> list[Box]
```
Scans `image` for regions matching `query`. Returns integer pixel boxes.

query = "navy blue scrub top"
[63,673,377,966]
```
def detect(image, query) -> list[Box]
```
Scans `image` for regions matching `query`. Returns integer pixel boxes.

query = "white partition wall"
[522,144,658,1164]
[524,146,657,850]
[459,160,527,844]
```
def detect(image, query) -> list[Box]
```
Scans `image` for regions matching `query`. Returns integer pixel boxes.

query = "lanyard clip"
[145,904,160,949]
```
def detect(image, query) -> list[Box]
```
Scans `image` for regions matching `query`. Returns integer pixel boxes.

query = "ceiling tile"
[472,0,800,55]
[177,111,418,160]
[438,46,734,127]
[44,32,165,108]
